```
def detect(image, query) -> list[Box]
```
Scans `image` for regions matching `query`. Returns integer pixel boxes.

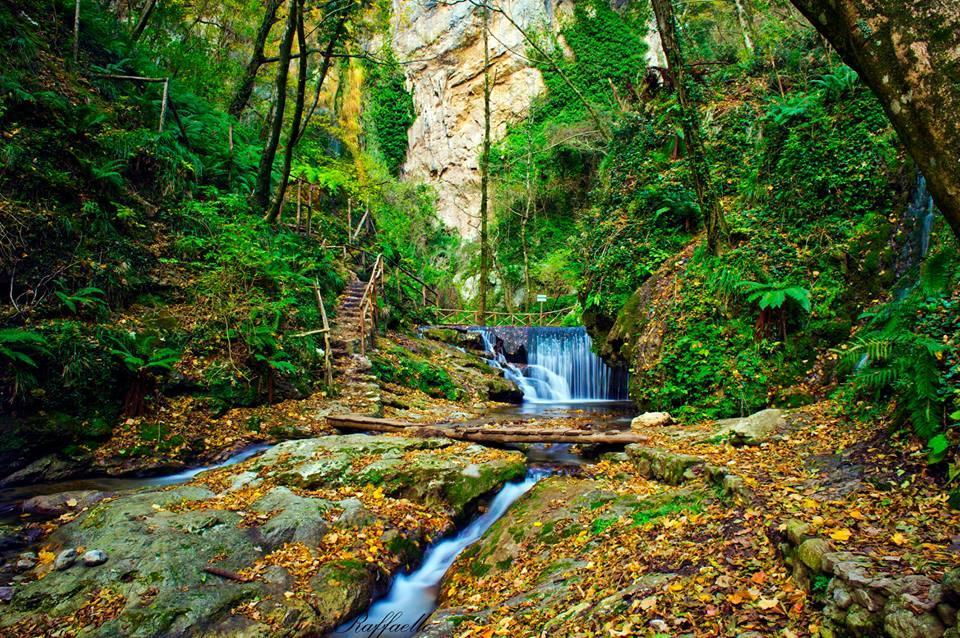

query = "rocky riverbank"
[1,435,525,637]
[423,402,960,637]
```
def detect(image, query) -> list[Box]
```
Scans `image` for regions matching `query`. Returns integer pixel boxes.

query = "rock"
[797,538,832,572]
[625,446,704,485]
[485,374,523,403]
[0,435,526,637]
[630,412,674,430]
[81,549,108,567]
[943,568,960,596]
[851,587,886,613]
[884,598,945,638]
[937,603,957,627]
[832,583,853,610]
[54,548,77,570]
[714,408,786,445]
[895,575,944,612]
[785,519,811,545]
[250,487,331,549]
[0,454,83,487]
[14,558,34,572]
[846,603,881,633]
[0,586,12,602]
[21,490,114,518]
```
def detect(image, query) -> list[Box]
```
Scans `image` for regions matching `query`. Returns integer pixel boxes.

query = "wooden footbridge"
[432,306,578,328]
[326,414,649,445]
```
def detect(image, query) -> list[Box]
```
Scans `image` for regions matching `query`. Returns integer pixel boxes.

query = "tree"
[253,0,298,213]
[788,0,960,240]
[228,0,284,118]
[265,0,308,223]
[478,1,492,324]
[649,0,729,254]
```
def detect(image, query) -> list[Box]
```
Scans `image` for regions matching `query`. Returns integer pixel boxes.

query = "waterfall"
[474,327,628,402]
[893,173,938,301]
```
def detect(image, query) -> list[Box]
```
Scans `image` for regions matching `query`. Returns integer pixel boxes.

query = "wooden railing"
[433,305,576,327]
[358,254,385,356]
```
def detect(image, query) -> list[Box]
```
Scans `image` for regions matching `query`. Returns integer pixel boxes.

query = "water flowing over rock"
[474,326,629,401]
[0,435,526,637]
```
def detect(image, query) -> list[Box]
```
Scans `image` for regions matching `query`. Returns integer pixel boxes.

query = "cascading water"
[335,470,548,638]
[474,327,628,402]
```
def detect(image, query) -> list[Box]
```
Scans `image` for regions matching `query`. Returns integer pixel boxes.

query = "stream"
[332,325,628,637]
[334,469,550,637]
[2,325,630,637]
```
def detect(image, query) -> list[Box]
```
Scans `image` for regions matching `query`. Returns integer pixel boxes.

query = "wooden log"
[326,414,650,445]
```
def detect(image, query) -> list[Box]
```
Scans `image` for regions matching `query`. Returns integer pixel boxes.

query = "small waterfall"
[336,470,548,638]
[894,173,937,300]
[474,327,628,402]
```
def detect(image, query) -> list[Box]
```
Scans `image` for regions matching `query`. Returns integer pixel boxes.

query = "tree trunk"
[788,0,960,240]
[296,15,349,145]
[522,126,534,312]
[650,0,729,254]
[252,0,297,212]
[478,4,492,325]
[732,0,755,55]
[131,0,158,42]
[265,0,308,223]
[228,0,283,118]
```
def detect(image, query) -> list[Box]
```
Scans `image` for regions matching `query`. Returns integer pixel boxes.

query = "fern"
[813,66,859,103]
[0,328,49,369]
[739,280,811,312]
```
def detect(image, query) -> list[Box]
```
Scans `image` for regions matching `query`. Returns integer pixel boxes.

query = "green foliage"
[55,286,107,316]
[370,346,460,400]
[364,51,414,176]
[739,280,811,313]
[108,332,181,374]
[0,328,49,370]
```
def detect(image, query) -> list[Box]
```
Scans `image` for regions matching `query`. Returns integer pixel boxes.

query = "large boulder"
[1,435,526,637]
[630,412,675,431]
[21,490,115,518]
[714,409,786,445]
[625,445,705,485]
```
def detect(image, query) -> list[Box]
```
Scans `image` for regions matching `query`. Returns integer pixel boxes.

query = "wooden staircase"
[326,276,382,416]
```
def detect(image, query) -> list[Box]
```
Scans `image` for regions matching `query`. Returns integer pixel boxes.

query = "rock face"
[392,0,557,236]
[1,435,526,637]
[21,490,115,518]
[630,411,674,430]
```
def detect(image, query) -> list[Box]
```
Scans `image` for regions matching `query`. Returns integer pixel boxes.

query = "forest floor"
[428,401,960,637]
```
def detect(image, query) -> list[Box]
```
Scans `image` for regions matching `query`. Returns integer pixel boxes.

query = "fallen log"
[326,414,650,445]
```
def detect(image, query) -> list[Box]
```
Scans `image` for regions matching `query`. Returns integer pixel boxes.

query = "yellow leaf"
[830,528,852,542]
[65,498,78,508]
[37,550,55,565]
[891,532,908,546]
[757,598,779,610]
[849,509,865,520]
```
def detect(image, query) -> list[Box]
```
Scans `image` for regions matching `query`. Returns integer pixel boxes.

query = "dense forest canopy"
[0,0,958,635]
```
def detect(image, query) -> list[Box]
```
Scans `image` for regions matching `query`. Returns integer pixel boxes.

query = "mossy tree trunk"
[265,0,307,223]
[478,3,492,324]
[253,0,297,213]
[228,0,283,118]
[650,0,729,254]
[788,0,960,240]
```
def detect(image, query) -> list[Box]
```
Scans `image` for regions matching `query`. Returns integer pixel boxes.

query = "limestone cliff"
[390,0,561,237]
